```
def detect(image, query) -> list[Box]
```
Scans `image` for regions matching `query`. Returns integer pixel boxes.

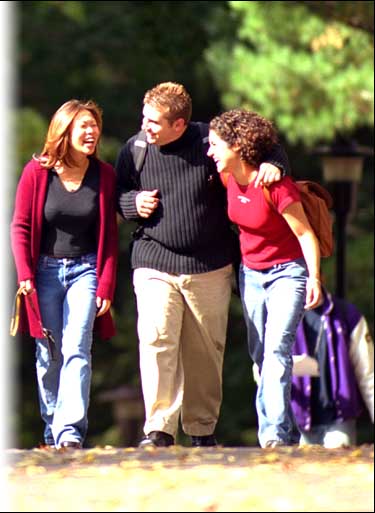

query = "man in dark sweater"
[116,82,289,447]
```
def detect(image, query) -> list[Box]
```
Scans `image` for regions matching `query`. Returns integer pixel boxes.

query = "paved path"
[5,444,374,512]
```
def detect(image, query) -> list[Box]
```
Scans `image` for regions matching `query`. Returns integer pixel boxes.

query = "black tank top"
[40,159,99,257]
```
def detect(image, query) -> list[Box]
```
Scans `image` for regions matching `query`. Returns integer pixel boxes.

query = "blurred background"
[7,1,374,448]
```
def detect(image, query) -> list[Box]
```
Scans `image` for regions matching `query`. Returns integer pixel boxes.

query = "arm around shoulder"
[265,143,291,177]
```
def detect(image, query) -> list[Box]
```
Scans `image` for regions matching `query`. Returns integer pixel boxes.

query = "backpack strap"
[132,130,148,173]
[132,123,211,175]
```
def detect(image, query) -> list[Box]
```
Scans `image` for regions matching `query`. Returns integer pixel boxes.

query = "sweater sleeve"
[265,143,291,177]
[115,141,142,220]
[349,316,374,422]
[96,163,119,301]
[11,162,36,282]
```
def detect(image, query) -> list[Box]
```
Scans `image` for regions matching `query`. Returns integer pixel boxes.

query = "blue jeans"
[239,258,307,447]
[35,254,98,448]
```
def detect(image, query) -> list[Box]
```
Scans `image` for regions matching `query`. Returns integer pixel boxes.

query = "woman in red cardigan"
[11,99,118,450]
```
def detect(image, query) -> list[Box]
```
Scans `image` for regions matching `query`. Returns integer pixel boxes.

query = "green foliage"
[98,135,122,166]
[19,1,224,138]
[16,107,47,171]
[322,231,374,335]
[205,1,374,147]
[300,0,374,33]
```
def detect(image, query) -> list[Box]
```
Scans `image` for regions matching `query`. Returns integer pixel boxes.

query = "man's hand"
[254,163,282,188]
[136,189,159,218]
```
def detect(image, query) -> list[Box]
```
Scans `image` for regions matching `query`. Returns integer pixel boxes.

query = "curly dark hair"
[209,109,278,166]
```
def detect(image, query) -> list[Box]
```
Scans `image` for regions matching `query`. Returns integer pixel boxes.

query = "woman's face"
[207,129,239,174]
[70,110,100,156]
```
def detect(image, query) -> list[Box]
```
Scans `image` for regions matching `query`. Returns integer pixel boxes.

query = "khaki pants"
[133,264,233,438]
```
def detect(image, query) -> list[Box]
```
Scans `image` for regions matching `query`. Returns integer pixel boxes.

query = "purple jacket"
[291,290,366,431]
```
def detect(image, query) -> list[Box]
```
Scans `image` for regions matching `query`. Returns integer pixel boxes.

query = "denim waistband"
[39,253,97,265]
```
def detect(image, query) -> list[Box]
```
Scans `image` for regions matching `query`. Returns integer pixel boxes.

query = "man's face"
[142,104,181,146]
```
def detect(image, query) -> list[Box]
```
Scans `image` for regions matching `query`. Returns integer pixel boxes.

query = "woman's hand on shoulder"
[254,163,282,188]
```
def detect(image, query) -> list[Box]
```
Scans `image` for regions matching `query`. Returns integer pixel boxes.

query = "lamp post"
[316,139,370,298]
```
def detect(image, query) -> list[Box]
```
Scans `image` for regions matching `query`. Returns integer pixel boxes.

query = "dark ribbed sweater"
[116,122,288,274]
[116,122,237,273]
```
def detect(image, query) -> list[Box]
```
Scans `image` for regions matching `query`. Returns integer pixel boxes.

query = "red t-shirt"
[227,175,303,269]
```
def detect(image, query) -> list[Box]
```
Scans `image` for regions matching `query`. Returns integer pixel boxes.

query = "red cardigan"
[11,157,118,339]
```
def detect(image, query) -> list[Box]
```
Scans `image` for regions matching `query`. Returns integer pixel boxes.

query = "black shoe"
[138,431,175,448]
[191,434,218,447]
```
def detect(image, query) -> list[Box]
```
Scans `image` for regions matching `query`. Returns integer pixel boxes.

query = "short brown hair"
[143,82,192,124]
[209,109,278,166]
[38,99,103,169]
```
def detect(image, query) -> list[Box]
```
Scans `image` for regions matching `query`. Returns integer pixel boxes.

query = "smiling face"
[141,103,186,146]
[69,109,100,157]
[207,129,239,174]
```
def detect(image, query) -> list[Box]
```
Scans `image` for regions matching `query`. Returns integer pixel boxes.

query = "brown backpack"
[263,180,334,258]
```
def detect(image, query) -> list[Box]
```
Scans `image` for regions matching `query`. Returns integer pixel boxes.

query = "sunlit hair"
[143,82,192,125]
[35,99,103,169]
[209,109,278,166]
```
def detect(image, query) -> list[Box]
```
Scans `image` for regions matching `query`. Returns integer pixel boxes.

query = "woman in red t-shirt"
[208,109,322,448]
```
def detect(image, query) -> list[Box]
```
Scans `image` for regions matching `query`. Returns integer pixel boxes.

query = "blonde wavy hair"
[143,82,192,125]
[36,99,103,169]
